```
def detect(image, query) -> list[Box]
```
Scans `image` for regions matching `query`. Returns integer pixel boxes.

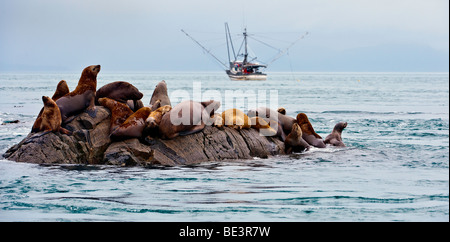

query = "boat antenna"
[181,29,228,69]
[267,31,309,66]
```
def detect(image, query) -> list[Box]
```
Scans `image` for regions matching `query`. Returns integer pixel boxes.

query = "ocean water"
[0,71,448,221]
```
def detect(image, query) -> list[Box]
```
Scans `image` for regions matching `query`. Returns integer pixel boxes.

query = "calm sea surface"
[0,72,448,221]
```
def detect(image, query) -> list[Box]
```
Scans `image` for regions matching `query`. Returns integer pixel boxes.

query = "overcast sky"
[0,0,448,72]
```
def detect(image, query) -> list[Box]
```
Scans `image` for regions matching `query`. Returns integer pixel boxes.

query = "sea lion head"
[42,96,56,107]
[146,105,172,128]
[296,113,309,125]
[291,123,302,137]
[51,80,70,100]
[334,122,348,132]
[277,107,286,115]
[247,109,258,118]
[200,100,221,117]
[119,82,143,100]
[82,65,101,79]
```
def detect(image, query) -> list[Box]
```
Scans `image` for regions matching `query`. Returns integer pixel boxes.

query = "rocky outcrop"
[3,106,286,166]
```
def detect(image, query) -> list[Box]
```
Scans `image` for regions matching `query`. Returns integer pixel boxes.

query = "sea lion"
[52,80,70,100]
[284,123,310,154]
[222,108,251,129]
[324,122,347,147]
[56,65,101,123]
[146,105,172,129]
[32,80,70,133]
[95,81,143,104]
[247,107,295,135]
[31,80,69,132]
[296,113,326,148]
[250,116,277,136]
[37,96,71,135]
[158,100,210,139]
[110,107,152,138]
[98,97,134,134]
[149,80,171,111]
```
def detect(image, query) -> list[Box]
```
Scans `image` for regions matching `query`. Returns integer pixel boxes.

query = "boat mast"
[243,28,248,65]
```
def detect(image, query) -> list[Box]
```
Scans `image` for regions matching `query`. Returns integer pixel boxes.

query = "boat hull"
[226,70,267,81]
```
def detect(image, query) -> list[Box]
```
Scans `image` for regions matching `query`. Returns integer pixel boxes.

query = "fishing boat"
[181,23,307,81]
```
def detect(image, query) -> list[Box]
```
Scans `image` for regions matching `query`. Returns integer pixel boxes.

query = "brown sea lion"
[285,123,310,153]
[56,65,100,123]
[324,122,347,147]
[98,97,134,134]
[32,80,70,133]
[38,96,71,135]
[250,116,277,136]
[158,100,210,139]
[149,80,171,111]
[247,107,295,135]
[110,107,152,138]
[95,81,143,105]
[222,108,251,129]
[296,113,326,148]
[146,105,172,129]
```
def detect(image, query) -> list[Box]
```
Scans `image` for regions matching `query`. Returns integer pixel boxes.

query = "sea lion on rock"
[247,107,295,135]
[110,107,152,138]
[95,81,143,104]
[222,108,251,129]
[37,96,71,135]
[324,122,347,147]
[52,80,70,100]
[32,80,70,133]
[146,105,172,129]
[149,80,171,111]
[285,123,310,154]
[98,97,134,134]
[56,65,100,123]
[250,117,277,136]
[296,113,326,148]
[158,100,210,139]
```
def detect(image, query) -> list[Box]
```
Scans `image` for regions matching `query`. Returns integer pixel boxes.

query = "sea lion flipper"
[86,106,97,118]
[59,127,72,135]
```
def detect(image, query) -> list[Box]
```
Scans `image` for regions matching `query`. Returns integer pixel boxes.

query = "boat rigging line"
[181,29,228,69]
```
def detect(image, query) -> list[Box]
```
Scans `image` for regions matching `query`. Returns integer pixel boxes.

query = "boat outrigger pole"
[181,29,228,69]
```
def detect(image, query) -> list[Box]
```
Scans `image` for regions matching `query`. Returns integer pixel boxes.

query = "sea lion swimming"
[296,113,326,148]
[98,97,134,134]
[149,80,171,111]
[284,123,310,153]
[158,100,213,139]
[324,122,347,147]
[32,80,70,133]
[56,65,100,123]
